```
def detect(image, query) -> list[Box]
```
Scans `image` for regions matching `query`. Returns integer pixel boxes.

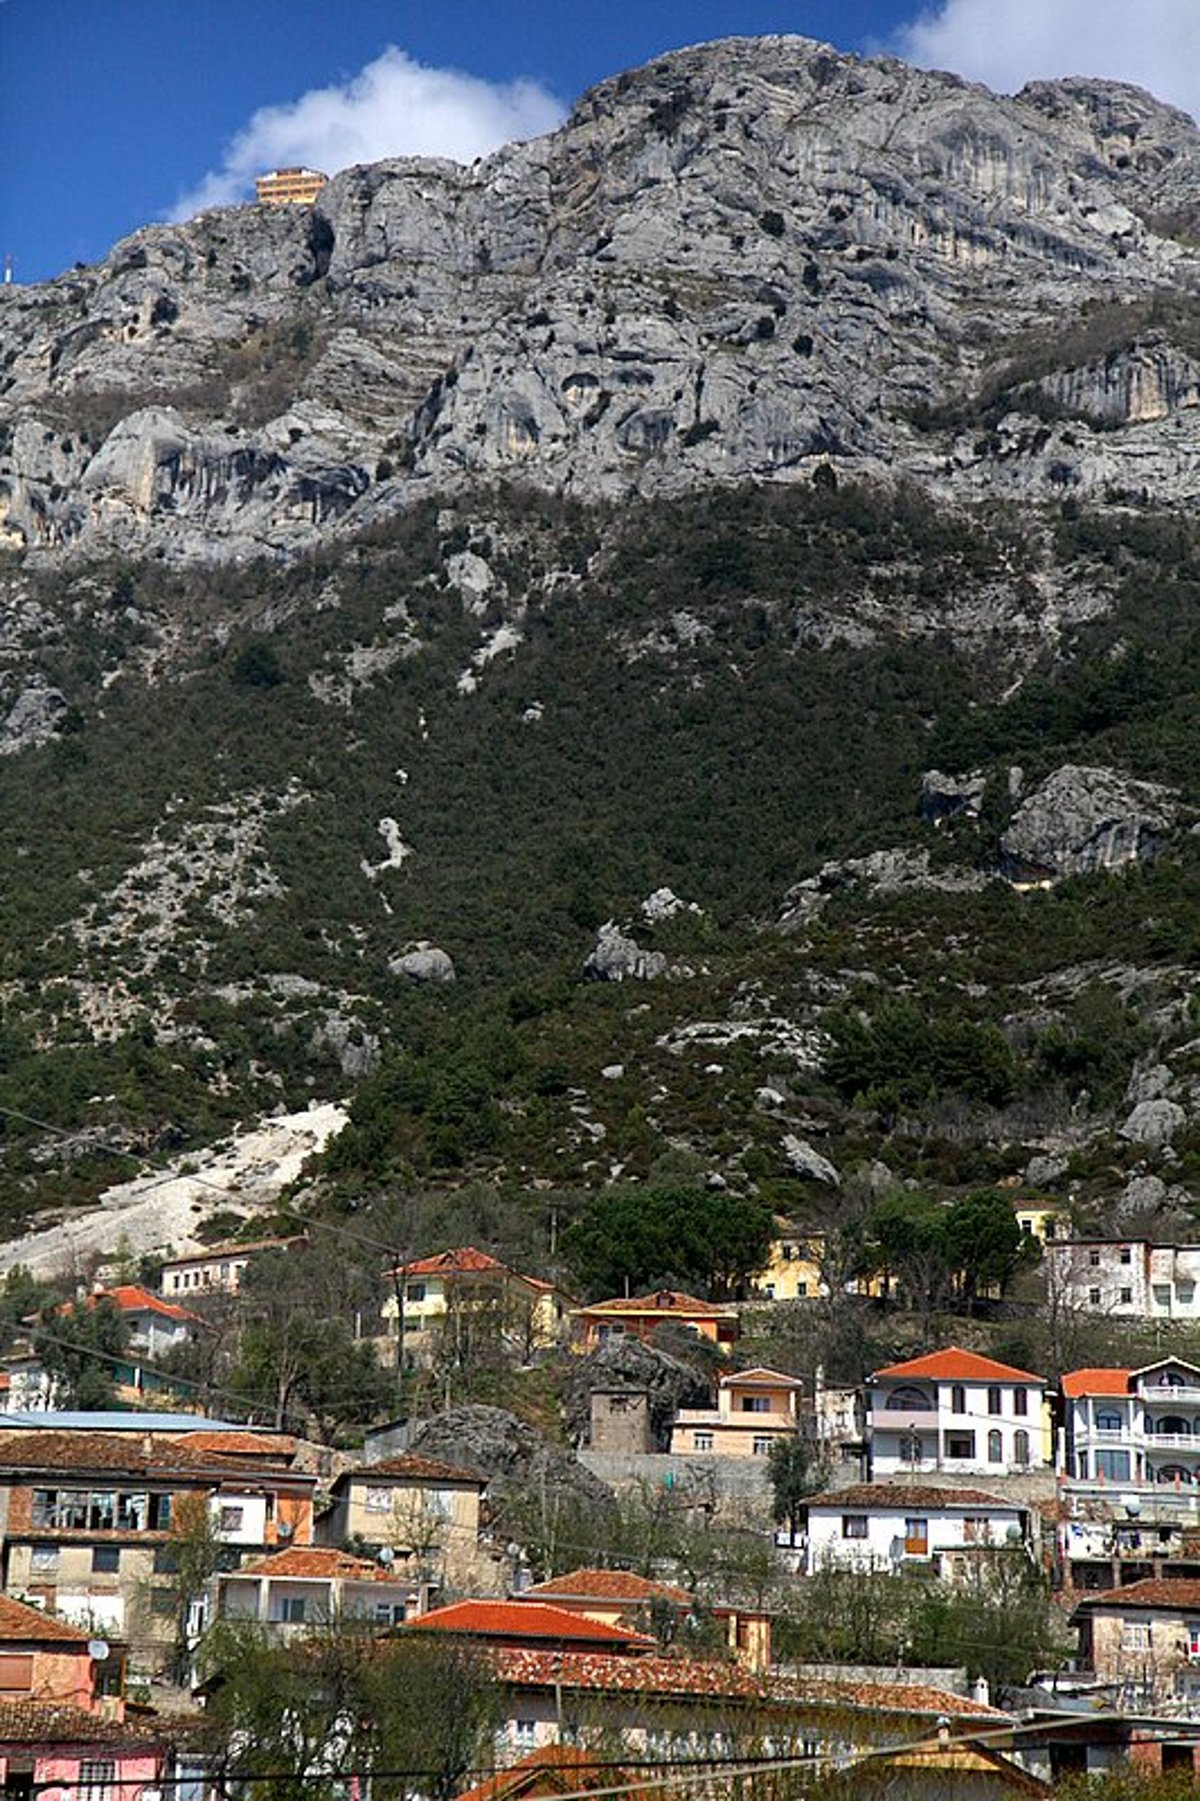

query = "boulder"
[390,943,456,983]
[1025,1152,1070,1190]
[561,1337,711,1450]
[920,768,986,826]
[405,1404,616,1530]
[1114,1173,1168,1223]
[782,1135,840,1185]
[1125,1064,1174,1107]
[1000,765,1179,882]
[583,922,667,982]
[1120,1097,1187,1149]
[0,684,71,756]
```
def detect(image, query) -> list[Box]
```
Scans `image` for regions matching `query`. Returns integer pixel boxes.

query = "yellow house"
[1012,1200,1070,1244]
[755,1228,826,1301]
[571,1290,738,1354]
[670,1367,803,1458]
[381,1247,575,1363]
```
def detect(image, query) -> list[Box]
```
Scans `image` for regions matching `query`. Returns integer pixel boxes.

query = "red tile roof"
[722,1368,803,1389]
[1061,1369,1132,1398]
[344,1453,486,1486]
[577,1291,736,1319]
[181,1431,296,1460]
[872,1348,1045,1385]
[396,1247,509,1277]
[523,1568,693,1607]
[231,1547,403,1583]
[457,1745,640,1801]
[0,1702,165,1747]
[1073,1578,1200,1612]
[0,1430,313,1482]
[409,1600,655,1648]
[0,1597,89,1645]
[490,1648,1006,1718]
[808,1484,1025,1512]
[58,1286,202,1326]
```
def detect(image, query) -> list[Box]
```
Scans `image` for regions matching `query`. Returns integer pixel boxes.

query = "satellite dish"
[377,1546,395,1567]
[276,1520,294,1539]
[1125,1496,1142,1519]
[88,1640,110,1662]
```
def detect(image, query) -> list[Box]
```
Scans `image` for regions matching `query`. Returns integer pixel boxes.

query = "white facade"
[1063,1359,1200,1489]
[868,1352,1048,1478]
[1046,1241,1200,1321]
[797,1486,1028,1575]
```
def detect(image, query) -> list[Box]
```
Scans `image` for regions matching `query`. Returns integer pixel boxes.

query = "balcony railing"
[1142,1386,1200,1405]
[873,1407,937,1432]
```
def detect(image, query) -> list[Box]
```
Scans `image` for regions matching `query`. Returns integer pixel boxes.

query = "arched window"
[1156,1465,1193,1485]
[951,1385,966,1415]
[1014,1429,1030,1466]
[1157,1417,1190,1436]
[886,1386,933,1412]
[987,1429,1003,1463]
[1096,1410,1123,1432]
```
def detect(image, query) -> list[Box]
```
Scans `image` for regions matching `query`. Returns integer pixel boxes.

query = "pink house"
[0,1702,165,1801]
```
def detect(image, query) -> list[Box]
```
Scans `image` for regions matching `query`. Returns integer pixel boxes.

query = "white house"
[793,1482,1031,1574]
[867,1348,1050,1478]
[1046,1241,1200,1322]
[1062,1360,1200,1491]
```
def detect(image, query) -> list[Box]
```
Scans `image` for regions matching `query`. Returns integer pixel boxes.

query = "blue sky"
[3,0,1196,284]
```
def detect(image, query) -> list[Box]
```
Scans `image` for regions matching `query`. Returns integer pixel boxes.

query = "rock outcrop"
[584,922,667,982]
[1000,765,1179,881]
[390,943,457,983]
[3,38,1200,563]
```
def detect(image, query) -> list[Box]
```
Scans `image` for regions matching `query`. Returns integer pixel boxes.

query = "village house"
[669,1367,803,1457]
[571,1291,738,1355]
[409,1598,657,1656]
[519,1567,773,1671]
[1072,1577,1200,1711]
[217,1544,416,1633]
[381,1248,575,1363]
[0,1597,112,1714]
[0,1702,167,1801]
[158,1235,307,1299]
[0,1430,316,1673]
[1046,1239,1200,1321]
[867,1349,1050,1478]
[791,1482,1032,1576]
[753,1228,826,1301]
[318,1452,493,1595]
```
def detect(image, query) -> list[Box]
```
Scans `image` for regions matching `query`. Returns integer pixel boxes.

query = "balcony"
[1146,1434,1200,1452]
[1142,1386,1200,1406]
[872,1407,937,1433]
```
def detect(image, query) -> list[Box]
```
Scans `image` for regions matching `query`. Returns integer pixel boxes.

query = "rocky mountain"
[3,36,1200,565]
[2,36,1200,1263]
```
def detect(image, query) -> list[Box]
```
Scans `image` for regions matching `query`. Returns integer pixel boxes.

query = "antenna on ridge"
[3,256,12,286]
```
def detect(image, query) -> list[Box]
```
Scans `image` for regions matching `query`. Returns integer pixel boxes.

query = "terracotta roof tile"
[456,1744,639,1801]
[347,1453,486,1486]
[0,1430,312,1482]
[1074,1578,1200,1611]
[523,1568,693,1606]
[396,1247,509,1277]
[231,1547,402,1582]
[58,1287,202,1326]
[410,1600,656,1647]
[807,1484,1026,1512]
[181,1431,296,1460]
[0,1702,166,1746]
[489,1648,1006,1718]
[578,1291,736,1319]
[1061,1369,1133,1398]
[0,1597,90,1645]
[872,1348,1045,1385]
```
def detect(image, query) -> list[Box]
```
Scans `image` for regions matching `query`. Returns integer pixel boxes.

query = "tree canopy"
[561,1182,774,1298]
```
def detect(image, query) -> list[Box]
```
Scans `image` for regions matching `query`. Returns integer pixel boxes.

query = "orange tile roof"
[396,1247,509,1277]
[0,1597,90,1645]
[0,1430,313,1483]
[0,1702,165,1747]
[345,1453,486,1486]
[577,1291,736,1319]
[58,1286,202,1326]
[231,1547,402,1583]
[490,1648,1006,1718]
[808,1484,1025,1512]
[1061,1369,1132,1398]
[1073,1578,1200,1612]
[409,1600,656,1648]
[457,1745,642,1801]
[872,1348,1045,1385]
[523,1568,693,1606]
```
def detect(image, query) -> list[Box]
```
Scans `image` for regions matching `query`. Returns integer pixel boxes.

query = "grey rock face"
[0,683,70,755]
[310,1014,381,1080]
[920,768,986,826]
[390,943,457,983]
[406,1403,615,1526]
[1115,1172,1168,1222]
[583,922,667,982]
[1120,1097,1187,1148]
[1125,1063,1174,1107]
[1025,1152,1070,1189]
[779,846,989,926]
[1000,765,1179,881]
[782,1135,840,1184]
[4,38,1200,563]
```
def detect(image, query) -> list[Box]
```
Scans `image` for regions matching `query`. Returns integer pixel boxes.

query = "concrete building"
[1072,1578,1200,1710]
[255,167,327,205]
[867,1349,1050,1478]
[519,1567,773,1671]
[382,1248,574,1364]
[218,1545,416,1632]
[319,1452,491,1596]
[793,1482,1031,1576]
[1046,1240,1200,1321]
[159,1236,306,1299]
[670,1368,802,1457]
[571,1291,738,1355]
[588,1390,652,1454]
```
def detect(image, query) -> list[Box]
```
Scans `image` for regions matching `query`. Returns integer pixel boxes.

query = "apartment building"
[254,167,327,205]
[1046,1240,1200,1320]
[867,1348,1050,1477]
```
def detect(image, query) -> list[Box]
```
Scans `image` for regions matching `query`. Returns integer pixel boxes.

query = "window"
[693,1432,714,1452]
[219,1506,245,1533]
[364,1486,393,1514]
[1096,1410,1124,1432]
[29,1545,57,1576]
[885,1386,932,1412]
[951,1385,966,1415]
[406,1283,426,1304]
[1089,1251,1102,1267]
[752,1436,773,1457]
[1121,1621,1151,1651]
[1120,1247,1133,1265]
[1089,1288,1101,1306]
[1014,1429,1031,1466]
[1180,1284,1196,1306]
[0,1655,33,1694]
[898,1432,924,1465]
[92,1546,120,1574]
[515,1719,537,1749]
[963,1517,990,1545]
[796,1282,808,1298]
[375,1602,407,1626]
[741,1397,771,1413]
[904,1518,928,1553]
[1120,1288,1133,1306]
[280,1596,307,1623]
[987,1430,1003,1463]
[1013,1389,1028,1417]
[842,1515,868,1539]
[1096,1449,1132,1481]
[945,1432,975,1459]
[987,1387,1002,1416]
[79,1762,116,1801]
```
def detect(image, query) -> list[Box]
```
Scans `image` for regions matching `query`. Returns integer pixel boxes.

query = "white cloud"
[892,0,1199,121]
[169,45,566,220]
